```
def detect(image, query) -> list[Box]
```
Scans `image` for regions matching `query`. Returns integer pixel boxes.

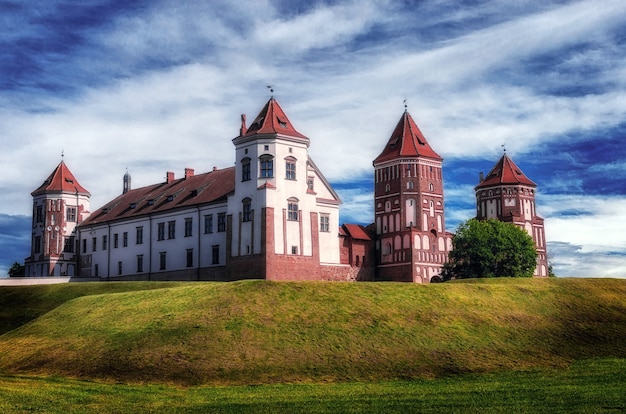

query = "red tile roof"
[342,223,373,241]
[31,161,90,196]
[476,154,536,189]
[240,97,308,140]
[79,167,235,226]
[374,110,442,164]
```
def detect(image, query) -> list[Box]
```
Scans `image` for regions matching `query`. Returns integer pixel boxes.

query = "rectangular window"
[136,227,143,244]
[94,264,99,277]
[288,202,298,221]
[66,206,77,222]
[102,235,108,251]
[291,246,298,255]
[63,236,75,253]
[35,206,44,223]
[286,161,296,180]
[186,249,193,267]
[137,255,144,273]
[123,232,128,247]
[217,213,226,232]
[320,215,330,232]
[307,176,315,192]
[159,252,166,270]
[114,233,119,248]
[157,222,165,241]
[204,214,213,234]
[34,236,42,254]
[92,237,97,252]
[212,245,220,265]
[242,201,251,222]
[260,157,273,178]
[184,218,193,237]
[118,261,123,276]
[168,221,176,239]
[242,161,251,181]
[82,238,87,254]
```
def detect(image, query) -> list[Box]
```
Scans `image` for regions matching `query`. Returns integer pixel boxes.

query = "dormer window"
[277,116,288,128]
[167,195,174,202]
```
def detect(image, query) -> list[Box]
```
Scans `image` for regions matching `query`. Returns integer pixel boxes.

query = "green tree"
[441,219,537,280]
[8,262,25,277]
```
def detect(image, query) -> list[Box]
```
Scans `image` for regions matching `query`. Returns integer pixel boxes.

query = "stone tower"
[373,109,451,282]
[475,153,548,277]
[24,160,90,277]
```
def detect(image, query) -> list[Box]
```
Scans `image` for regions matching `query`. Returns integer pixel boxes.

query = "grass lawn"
[0,359,625,413]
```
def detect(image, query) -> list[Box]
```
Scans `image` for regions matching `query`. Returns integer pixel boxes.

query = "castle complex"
[24,97,548,281]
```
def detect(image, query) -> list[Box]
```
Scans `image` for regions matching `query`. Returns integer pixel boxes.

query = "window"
[204,214,213,234]
[159,252,166,270]
[320,215,330,232]
[291,246,298,255]
[241,157,251,181]
[136,227,143,245]
[137,255,144,273]
[157,222,165,240]
[114,233,119,248]
[260,155,273,178]
[34,236,42,254]
[242,198,252,222]
[307,176,315,192]
[217,213,226,232]
[185,218,193,237]
[288,200,299,221]
[123,232,128,247]
[102,235,108,251]
[285,160,296,180]
[212,245,220,265]
[168,221,176,239]
[35,206,43,223]
[66,206,77,222]
[264,145,269,151]
[63,236,75,253]
[186,249,193,267]
[118,261,123,276]
[94,264,99,277]
[92,237,97,252]
[81,238,86,254]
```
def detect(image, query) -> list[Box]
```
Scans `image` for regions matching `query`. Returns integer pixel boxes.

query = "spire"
[237,97,308,141]
[123,168,131,194]
[31,161,90,197]
[374,110,442,164]
[475,153,536,189]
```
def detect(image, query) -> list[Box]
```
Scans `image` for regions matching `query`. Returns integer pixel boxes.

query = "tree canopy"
[441,219,537,280]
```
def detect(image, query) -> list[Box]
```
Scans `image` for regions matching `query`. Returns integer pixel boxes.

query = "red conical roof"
[374,110,442,164]
[476,153,536,189]
[31,161,90,196]
[240,97,308,140]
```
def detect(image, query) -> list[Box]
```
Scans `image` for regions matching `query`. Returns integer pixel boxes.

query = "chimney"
[166,171,175,183]
[479,171,484,183]
[240,114,247,135]
[185,168,194,179]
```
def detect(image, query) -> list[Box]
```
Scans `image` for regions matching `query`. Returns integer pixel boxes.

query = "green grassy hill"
[1,278,625,386]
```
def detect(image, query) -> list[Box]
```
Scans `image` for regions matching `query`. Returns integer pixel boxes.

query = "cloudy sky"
[1,0,625,278]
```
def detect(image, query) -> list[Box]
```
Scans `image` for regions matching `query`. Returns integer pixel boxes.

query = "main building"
[24,97,547,281]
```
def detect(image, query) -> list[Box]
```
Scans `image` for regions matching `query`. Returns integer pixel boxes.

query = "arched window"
[241,157,251,181]
[242,198,252,222]
[260,155,274,178]
[407,181,414,189]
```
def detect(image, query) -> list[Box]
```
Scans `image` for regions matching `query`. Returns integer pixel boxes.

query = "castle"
[24,97,548,281]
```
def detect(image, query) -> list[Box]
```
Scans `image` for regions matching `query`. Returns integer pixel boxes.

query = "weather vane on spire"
[403,98,408,111]
[267,85,274,97]
[501,144,506,153]
[61,149,64,159]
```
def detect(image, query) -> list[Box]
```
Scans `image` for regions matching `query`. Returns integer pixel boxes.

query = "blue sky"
[1,0,625,278]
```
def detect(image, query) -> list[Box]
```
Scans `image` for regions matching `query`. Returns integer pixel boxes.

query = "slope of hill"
[1,278,625,386]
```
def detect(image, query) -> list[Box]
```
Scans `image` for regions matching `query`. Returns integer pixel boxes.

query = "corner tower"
[25,160,90,277]
[230,97,343,280]
[373,109,450,282]
[475,153,548,277]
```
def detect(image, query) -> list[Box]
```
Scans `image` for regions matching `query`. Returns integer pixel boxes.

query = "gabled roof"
[341,223,373,241]
[31,161,90,197]
[239,97,308,140]
[476,153,536,189]
[374,110,442,165]
[79,167,235,227]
